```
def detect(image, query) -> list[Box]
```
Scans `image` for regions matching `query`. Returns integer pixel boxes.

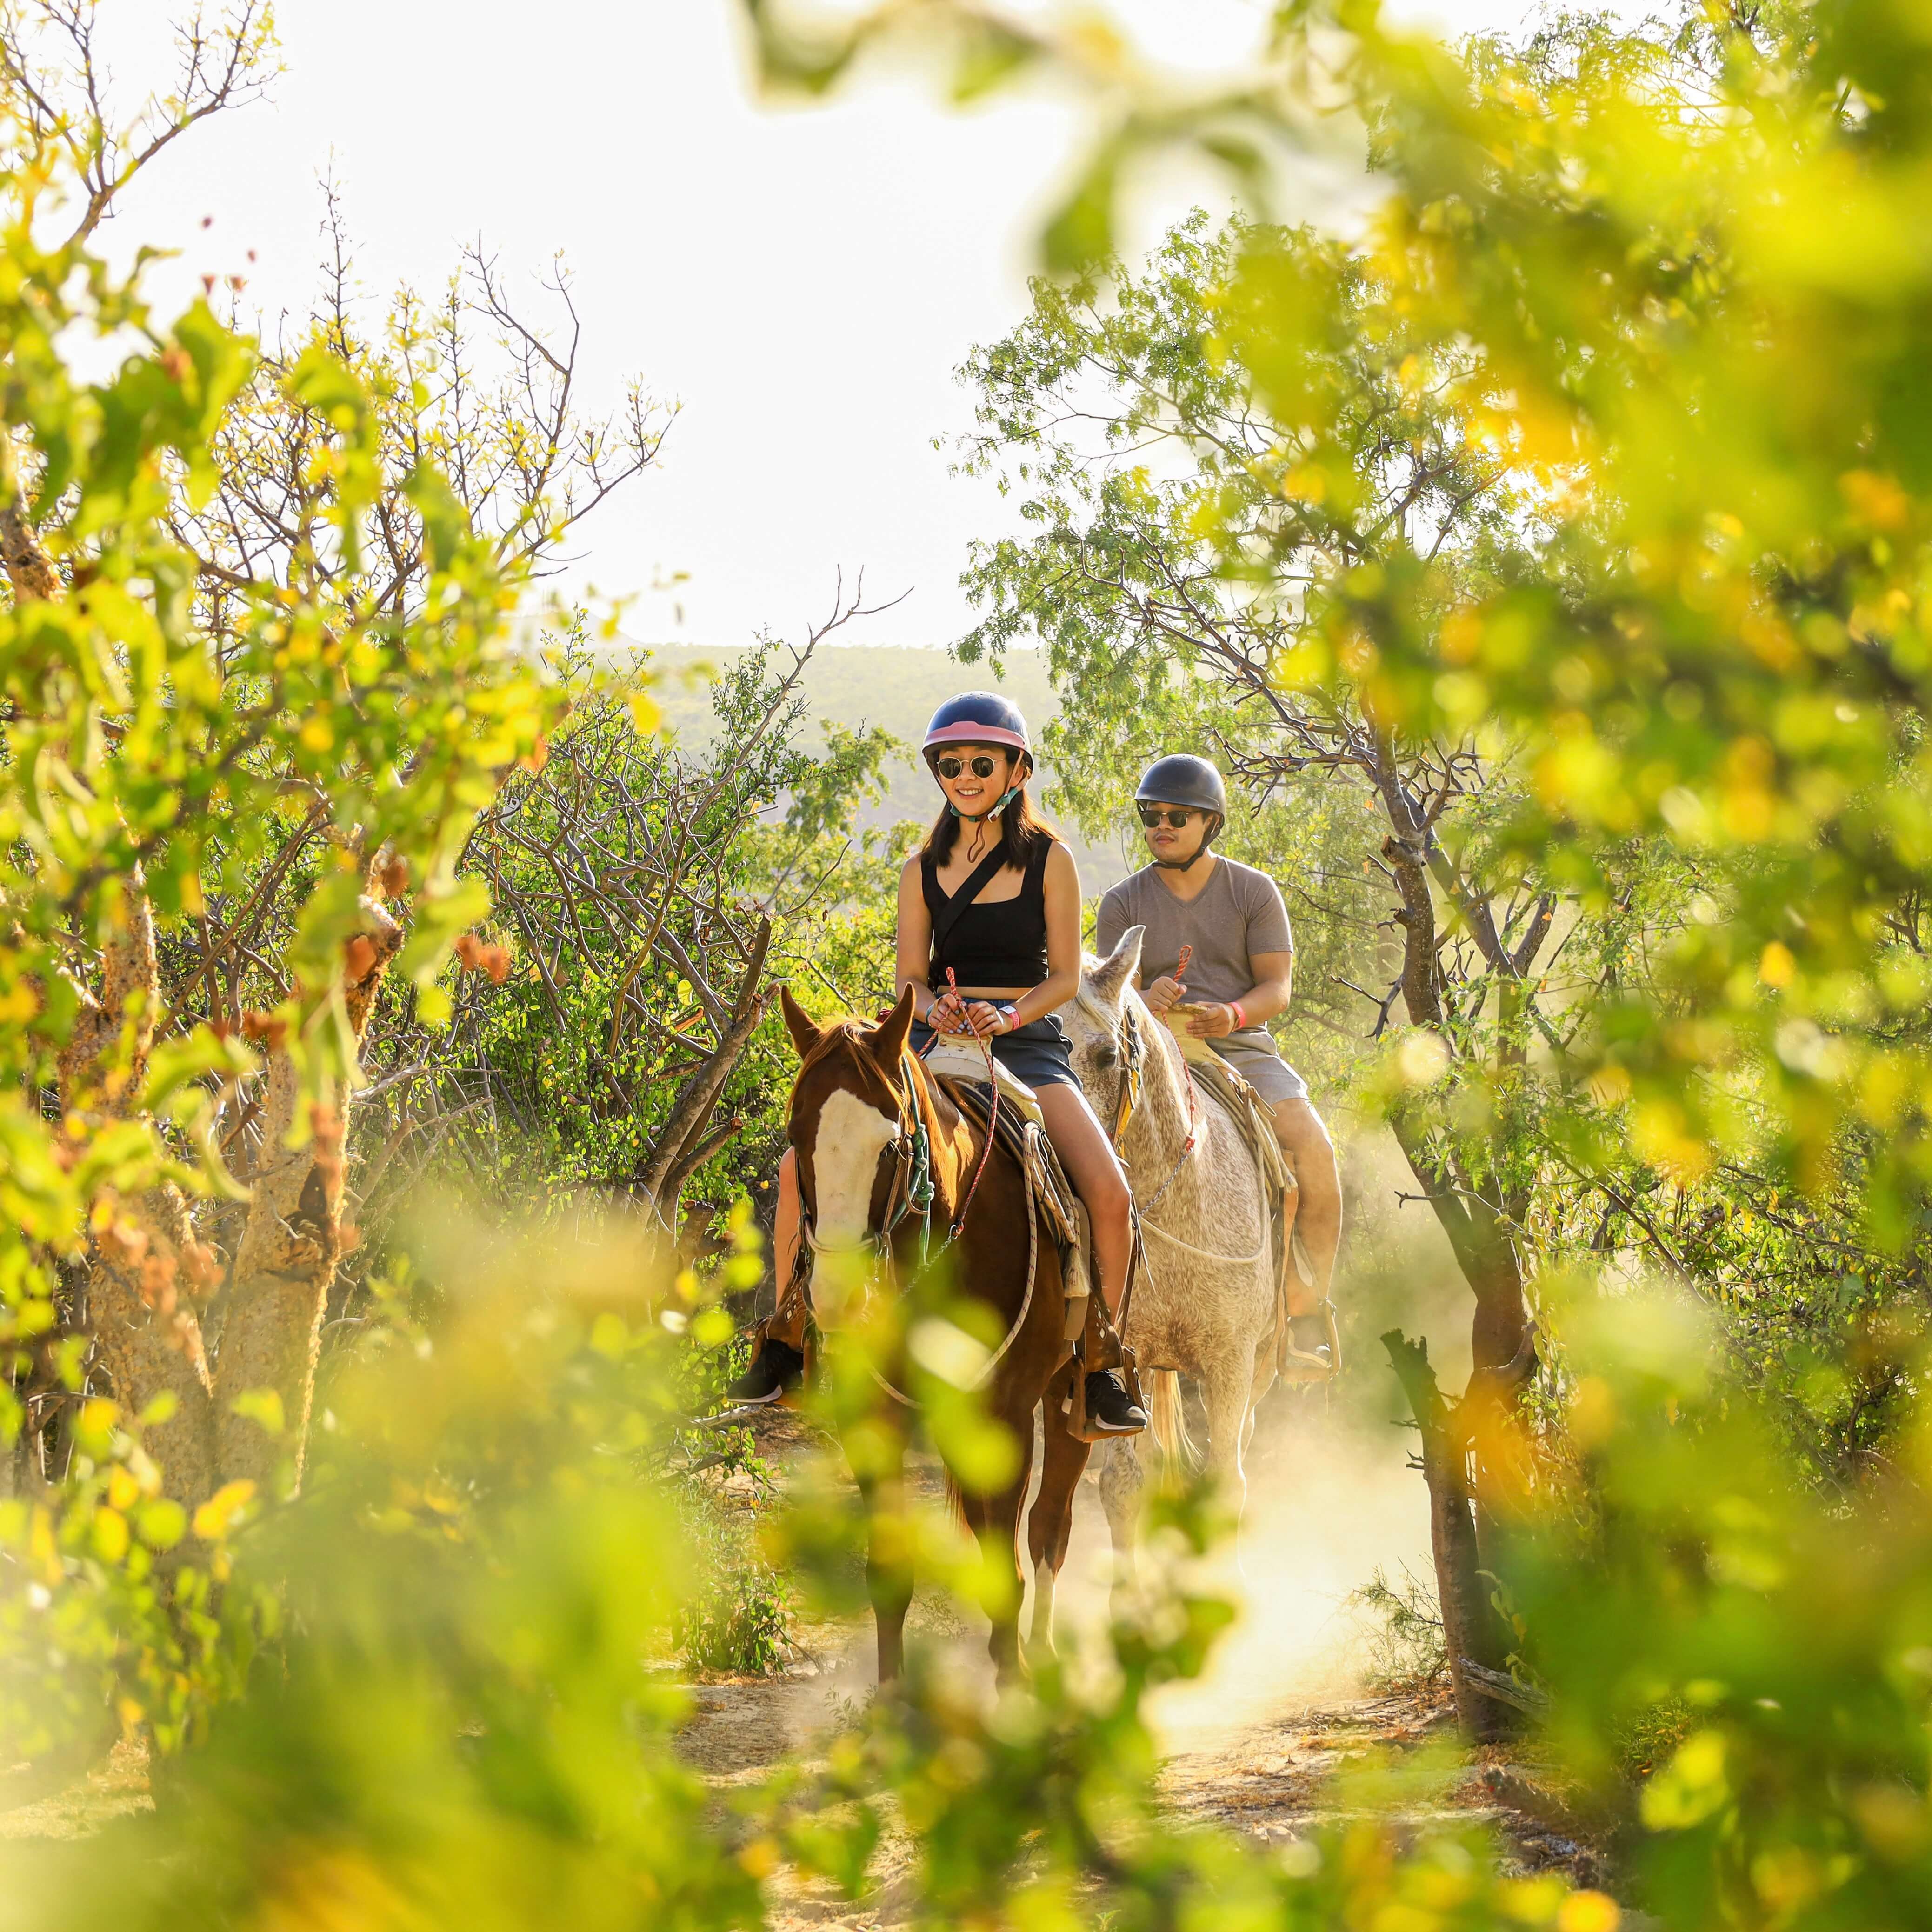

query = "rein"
[1077,984,1203,1208]
[791,1017,1036,1406]
[798,1057,938,1267]
[932,966,1001,1239]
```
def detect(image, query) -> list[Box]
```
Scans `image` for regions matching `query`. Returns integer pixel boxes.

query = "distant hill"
[638,643,1137,889]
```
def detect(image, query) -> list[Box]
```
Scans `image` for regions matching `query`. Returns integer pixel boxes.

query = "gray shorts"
[1207,1029,1308,1105]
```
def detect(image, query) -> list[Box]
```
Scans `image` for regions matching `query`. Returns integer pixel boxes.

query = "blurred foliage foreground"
[0,1221,1632,1932]
[16,1226,1932,1932]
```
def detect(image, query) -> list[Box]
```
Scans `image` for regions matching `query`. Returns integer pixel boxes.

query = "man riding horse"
[732,692,1148,1438]
[1096,754,1342,1372]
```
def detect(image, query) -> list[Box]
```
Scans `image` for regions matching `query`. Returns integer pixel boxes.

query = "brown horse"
[780,984,1091,1685]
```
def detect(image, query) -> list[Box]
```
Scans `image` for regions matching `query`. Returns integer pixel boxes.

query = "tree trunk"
[634,914,774,1228]
[1385,1106,1532,1375]
[55,869,404,1504]
[213,899,401,1495]
[1382,1329,1515,1743]
[56,884,223,1502]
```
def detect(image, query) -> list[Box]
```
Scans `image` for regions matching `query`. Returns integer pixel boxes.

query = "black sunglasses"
[938,755,1001,780]
[1139,806,1195,828]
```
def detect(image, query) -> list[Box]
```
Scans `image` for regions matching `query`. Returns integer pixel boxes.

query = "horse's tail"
[1146,1369,1197,1481]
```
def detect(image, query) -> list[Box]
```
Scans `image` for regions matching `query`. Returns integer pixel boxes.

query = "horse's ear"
[870,983,917,1068]
[1088,926,1144,1007]
[779,985,822,1060]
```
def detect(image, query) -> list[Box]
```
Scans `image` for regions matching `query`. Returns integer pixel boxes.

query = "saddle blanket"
[937,1073,1095,1342]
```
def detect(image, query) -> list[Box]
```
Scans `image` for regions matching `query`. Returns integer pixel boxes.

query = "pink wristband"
[1230,999,1247,1030]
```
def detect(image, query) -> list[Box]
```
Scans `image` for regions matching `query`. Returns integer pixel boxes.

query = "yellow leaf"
[193,1479,258,1542]
[229,1387,286,1438]
[137,1498,187,1550]
[75,1397,121,1456]
[91,1507,130,1563]
[1558,1892,1621,1932]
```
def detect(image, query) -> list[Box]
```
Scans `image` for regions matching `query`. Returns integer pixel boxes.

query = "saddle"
[919,1035,1046,1128]
[1161,1019,1337,1383]
[936,1070,1142,1441]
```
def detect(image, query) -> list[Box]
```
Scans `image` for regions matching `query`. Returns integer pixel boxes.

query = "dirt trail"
[2,1392,1614,1924]
[677,1398,1616,1929]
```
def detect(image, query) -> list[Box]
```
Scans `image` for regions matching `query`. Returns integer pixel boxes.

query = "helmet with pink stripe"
[920,691,1033,770]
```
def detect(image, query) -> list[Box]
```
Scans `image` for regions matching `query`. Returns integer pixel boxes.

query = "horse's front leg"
[1026,1362,1092,1661]
[1097,1436,1145,1612]
[848,1420,913,1690]
[1200,1351,1259,1563]
[959,1399,1037,1684]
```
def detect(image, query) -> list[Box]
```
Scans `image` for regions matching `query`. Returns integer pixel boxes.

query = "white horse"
[1054,926,1292,1599]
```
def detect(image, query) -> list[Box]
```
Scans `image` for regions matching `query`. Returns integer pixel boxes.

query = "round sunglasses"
[938,754,1002,780]
[1138,806,1196,828]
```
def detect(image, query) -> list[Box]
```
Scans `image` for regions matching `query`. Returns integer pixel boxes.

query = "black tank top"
[922,838,1052,989]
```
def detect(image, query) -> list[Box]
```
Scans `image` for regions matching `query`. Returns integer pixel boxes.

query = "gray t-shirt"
[1095,859,1293,1012]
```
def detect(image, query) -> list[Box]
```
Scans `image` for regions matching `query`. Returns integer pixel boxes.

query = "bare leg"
[1035,1083,1133,1318]
[766,1147,808,1352]
[1271,1097,1341,1315]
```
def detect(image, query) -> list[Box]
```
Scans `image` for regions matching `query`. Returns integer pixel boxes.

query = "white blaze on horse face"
[809,1088,899,1248]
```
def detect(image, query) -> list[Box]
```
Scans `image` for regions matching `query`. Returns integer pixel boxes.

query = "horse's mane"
[794,1013,917,1114]
[796,1015,879,1074]
[1074,963,1185,1086]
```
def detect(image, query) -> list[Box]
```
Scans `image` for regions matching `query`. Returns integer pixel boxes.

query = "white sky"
[107,0,1541,649]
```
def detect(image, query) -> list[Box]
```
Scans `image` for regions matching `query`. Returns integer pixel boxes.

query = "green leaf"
[1041,140,1122,275]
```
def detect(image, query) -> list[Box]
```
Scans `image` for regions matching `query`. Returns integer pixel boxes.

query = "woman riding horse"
[733,691,1147,1438]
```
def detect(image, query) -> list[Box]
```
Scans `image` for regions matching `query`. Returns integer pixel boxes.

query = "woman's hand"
[1143,974,1185,1015]
[928,991,970,1035]
[1186,1002,1238,1039]
[962,999,1008,1039]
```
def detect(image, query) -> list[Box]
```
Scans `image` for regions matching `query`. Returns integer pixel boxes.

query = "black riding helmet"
[1135,753,1227,868]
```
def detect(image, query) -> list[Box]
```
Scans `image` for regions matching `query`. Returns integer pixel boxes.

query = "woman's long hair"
[919,759,1057,873]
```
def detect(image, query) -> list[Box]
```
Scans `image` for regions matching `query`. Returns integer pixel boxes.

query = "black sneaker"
[1084,1369,1148,1435]
[1287,1313,1332,1369]
[727,1339,805,1406]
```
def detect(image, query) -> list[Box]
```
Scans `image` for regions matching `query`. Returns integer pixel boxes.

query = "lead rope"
[869,1176,1038,1407]
[940,966,1002,1239]
[871,1052,1039,1408]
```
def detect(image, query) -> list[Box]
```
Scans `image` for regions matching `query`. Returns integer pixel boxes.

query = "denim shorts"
[911,1014,1079,1091]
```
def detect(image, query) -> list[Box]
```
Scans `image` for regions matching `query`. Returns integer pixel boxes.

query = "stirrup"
[1062,1344,1146,1443]
[1282,1299,1341,1381]
[1290,1227,1317,1290]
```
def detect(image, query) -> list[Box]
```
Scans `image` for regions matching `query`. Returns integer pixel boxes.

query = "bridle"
[1076,986,1146,1153]
[786,1036,1039,1403]
[1074,986,1202,1215]
[791,1052,937,1286]
[785,1025,999,1300]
